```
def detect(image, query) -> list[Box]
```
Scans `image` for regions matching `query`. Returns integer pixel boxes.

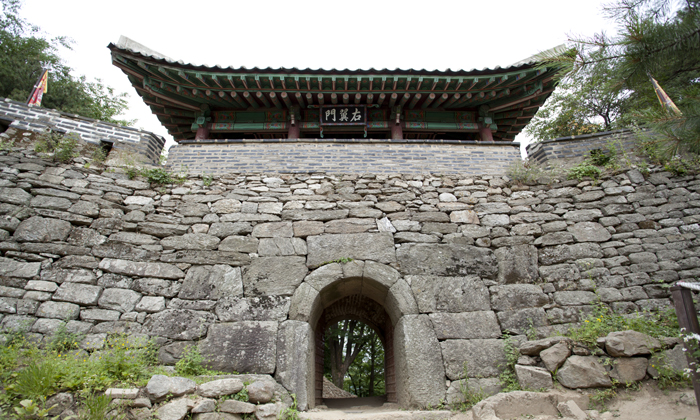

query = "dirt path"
[300,383,699,420]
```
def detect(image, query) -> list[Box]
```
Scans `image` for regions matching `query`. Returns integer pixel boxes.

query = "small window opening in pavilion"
[323,319,386,407]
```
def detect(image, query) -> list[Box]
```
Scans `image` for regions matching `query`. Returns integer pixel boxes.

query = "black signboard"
[320,105,366,126]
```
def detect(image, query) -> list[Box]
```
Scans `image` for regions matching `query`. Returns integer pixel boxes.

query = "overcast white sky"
[21,0,617,153]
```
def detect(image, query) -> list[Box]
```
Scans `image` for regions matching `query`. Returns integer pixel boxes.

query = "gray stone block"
[144,309,216,340]
[395,314,446,408]
[53,283,102,306]
[409,275,490,313]
[429,311,501,339]
[179,265,243,300]
[275,320,314,410]
[307,233,396,267]
[440,338,506,379]
[243,256,308,296]
[215,296,290,322]
[397,243,496,278]
[199,321,278,373]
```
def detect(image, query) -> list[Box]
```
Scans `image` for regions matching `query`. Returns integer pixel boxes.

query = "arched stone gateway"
[316,294,393,403]
[284,259,446,410]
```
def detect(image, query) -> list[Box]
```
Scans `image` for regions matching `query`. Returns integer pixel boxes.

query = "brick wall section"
[167,140,521,175]
[526,130,642,165]
[0,98,166,164]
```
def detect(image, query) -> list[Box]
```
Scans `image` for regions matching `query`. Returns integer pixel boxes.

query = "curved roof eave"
[109,36,559,78]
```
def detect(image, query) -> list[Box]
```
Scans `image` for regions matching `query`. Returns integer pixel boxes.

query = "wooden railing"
[671,282,700,413]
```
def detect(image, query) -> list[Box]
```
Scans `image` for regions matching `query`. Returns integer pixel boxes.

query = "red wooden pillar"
[195,125,210,140]
[288,123,300,139]
[478,123,494,142]
[391,122,403,140]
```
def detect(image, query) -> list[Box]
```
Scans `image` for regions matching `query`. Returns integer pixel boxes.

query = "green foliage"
[650,352,692,389]
[565,301,679,349]
[44,322,83,354]
[534,0,700,158]
[344,329,385,397]
[175,345,208,377]
[13,399,57,420]
[323,319,385,397]
[1,333,159,415]
[90,146,108,167]
[506,159,544,184]
[589,148,616,166]
[663,155,699,176]
[140,167,186,186]
[10,361,59,402]
[277,394,300,420]
[0,137,14,151]
[526,54,628,141]
[0,0,131,125]
[588,388,618,411]
[202,174,213,187]
[233,386,249,402]
[80,393,119,420]
[34,131,79,163]
[498,336,521,393]
[567,162,602,181]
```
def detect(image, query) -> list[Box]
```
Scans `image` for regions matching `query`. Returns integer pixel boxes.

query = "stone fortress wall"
[0,98,166,164]
[526,130,642,166]
[1,132,699,409]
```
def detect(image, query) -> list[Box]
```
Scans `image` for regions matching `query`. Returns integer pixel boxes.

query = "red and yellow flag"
[27,69,48,106]
[649,74,682,116]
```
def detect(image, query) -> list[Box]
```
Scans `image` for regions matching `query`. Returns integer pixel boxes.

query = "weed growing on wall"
[567,162,602,181]
[34,131,80,163]
[565,301,679,348]
[278,394,301,420]
[0,332,159,414]
[175,345,210,376]
[0,137,14,151]
[456,363,486,411]
[81,393,119,420]
[588,388,618,411]
[498,336,521,393]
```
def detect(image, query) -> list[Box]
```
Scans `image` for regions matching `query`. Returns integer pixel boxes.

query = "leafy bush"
[0,138,14,151]
[567,162,602,180]
[0,332,159,414]
[589,148,615,166]
[81,393,117,420]
[175,345,208,376]
[34,132,79,163]
[565,301,679,349]
[12,399,57,420]
[8,362,59,402]
[44,323,83,354]
[139,167,186,186]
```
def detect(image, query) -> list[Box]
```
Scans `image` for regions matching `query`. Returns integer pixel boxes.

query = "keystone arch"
[285,259,445,409]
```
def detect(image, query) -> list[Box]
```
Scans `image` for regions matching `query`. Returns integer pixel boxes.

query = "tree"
[323,320,386,397]
[0,0,131,125]
[325,320,371,389]
[530,0,700,156]
[525,52,631,139]
[346,332,385,397]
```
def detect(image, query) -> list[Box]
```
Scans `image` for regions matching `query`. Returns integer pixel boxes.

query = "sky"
[20,0,617,154]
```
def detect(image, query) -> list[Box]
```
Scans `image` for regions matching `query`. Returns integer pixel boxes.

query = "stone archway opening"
[307,266,402,407]
[317,294,393,405]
